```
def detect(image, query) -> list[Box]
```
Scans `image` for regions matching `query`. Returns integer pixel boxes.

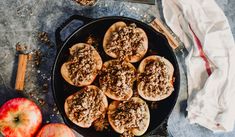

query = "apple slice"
[36,123,75,137]
[103,21,148,63]
[0,98,42,137]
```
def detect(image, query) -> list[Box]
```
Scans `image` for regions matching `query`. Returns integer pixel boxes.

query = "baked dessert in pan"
[61,21,175,136]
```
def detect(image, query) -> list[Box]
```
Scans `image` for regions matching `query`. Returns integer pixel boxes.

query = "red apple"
[36,123,75,137]
[0,98,42,137]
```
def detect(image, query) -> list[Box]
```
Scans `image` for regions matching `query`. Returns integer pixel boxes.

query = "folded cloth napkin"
[162,0,235,132]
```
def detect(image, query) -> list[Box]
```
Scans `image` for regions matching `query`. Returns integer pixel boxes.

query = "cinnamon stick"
[15,54,28,91]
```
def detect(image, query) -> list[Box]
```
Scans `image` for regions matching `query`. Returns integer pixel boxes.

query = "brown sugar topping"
[106,23,145,61]
[139,59,173,98]
[66,45,97,85]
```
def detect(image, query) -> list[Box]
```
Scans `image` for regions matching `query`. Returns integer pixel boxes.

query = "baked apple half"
[103,22,148,63]
[61,43,102,87]
[64,85,108,128]
[137,55,174,101]
[99,60,136,101]
[108,97,150,136]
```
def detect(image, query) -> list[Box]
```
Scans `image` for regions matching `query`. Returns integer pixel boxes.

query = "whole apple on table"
[0,98,75,137]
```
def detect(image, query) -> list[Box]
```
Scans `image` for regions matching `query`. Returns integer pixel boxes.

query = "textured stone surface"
[0,0,234,137]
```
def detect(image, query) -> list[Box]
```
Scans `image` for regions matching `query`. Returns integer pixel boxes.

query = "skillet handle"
[55,15,93,50]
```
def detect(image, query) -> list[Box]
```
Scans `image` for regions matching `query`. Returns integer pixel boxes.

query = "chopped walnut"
[100,60,135,99]
[15,42,28,52]
[33,50,42,67]
[73,0,97,6]
[66,87,106,124]
[132,89,139,97]
[67,45,97,85]
[93,114,109,131]
[150,101,158,109]
[139,58,174,98]
[38,32,50,45]
[106,23,145,60]
[111,98,148,131]
[86,35,99,51]
[120,130,134,137]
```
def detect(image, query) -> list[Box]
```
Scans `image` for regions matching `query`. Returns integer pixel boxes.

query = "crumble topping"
[111,98,148,131]
[66,45,97,85]
[106,23,146,60]
[120,130,134,137]
[66,87,106,124]
[93,113,109,131]
[100,61,135,99]
[139,58,174,98]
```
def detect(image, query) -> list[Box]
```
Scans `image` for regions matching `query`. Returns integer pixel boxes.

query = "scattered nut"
[38,32,50,45]
[93,114,109,132]
[150,101,158,109]
[38,98,45,106]
[42,83,48,93]
[73,0,97,6]
[32,50,42,67]
[15,42,28,52]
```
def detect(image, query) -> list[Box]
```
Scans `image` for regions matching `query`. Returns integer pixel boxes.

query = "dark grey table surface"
[0,0,234,137]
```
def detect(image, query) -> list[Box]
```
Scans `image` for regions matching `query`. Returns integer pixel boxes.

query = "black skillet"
[52,15,180,137]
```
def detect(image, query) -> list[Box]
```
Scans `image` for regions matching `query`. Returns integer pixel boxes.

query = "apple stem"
[14,116,20,123]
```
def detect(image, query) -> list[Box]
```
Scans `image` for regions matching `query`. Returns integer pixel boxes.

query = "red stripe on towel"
[189,24,212,75]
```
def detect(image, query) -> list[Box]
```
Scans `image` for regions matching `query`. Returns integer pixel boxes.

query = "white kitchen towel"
[162,0,235,132]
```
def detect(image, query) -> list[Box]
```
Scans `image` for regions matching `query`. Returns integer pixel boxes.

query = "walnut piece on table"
[73,0,97,6]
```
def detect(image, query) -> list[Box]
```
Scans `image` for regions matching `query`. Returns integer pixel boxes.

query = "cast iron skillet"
[52,15,180,137]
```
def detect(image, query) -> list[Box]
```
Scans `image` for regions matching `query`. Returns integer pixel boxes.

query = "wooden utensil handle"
[15,54,28,91]
[150,19,179,50]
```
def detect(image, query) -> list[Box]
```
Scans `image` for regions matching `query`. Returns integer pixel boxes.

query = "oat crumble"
[66,87,106,124]
[111,98,148,131]
[66,45,97,85]
[139,58,174,98]
[100,60,135,99]
[106,23,145,60]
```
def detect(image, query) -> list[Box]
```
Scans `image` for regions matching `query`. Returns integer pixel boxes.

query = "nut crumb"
[93,114,109,131]
[15,42,28,52]
[38,32,50,45]
[33,50,42,67]
[120,130,134,137]
[73,0,97,6]
[38,98,45,106]
[42,83,48,93]
[150,101,158,109]
[133,90,139,97]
